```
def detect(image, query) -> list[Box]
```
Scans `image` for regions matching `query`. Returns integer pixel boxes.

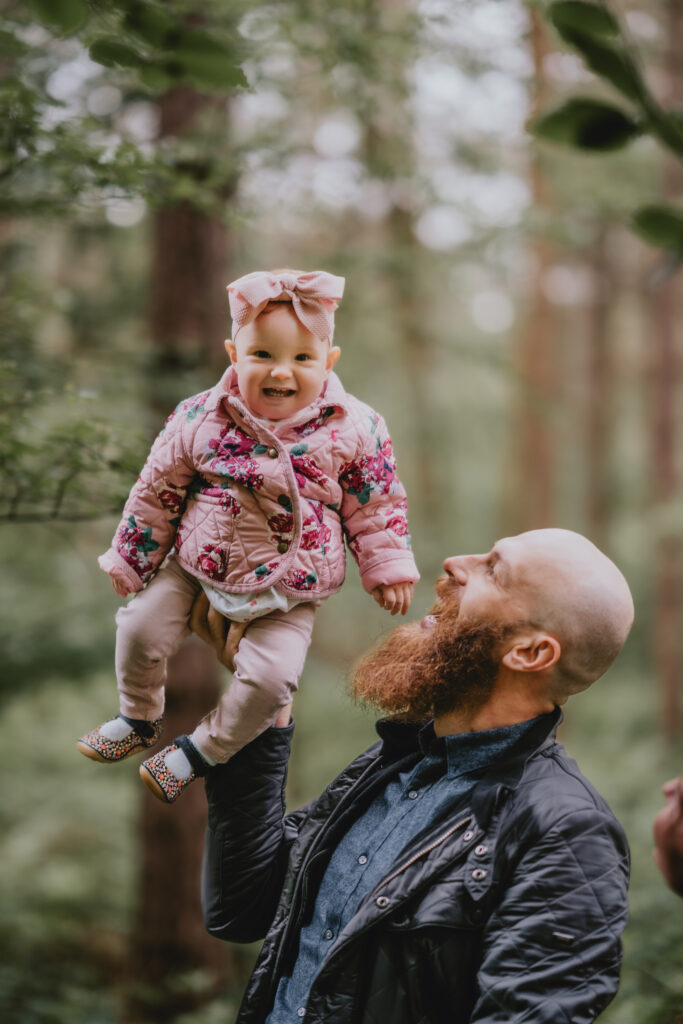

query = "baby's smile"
[263,386,296,398]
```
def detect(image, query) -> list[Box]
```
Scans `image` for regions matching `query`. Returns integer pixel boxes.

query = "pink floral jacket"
[99,368,419,599]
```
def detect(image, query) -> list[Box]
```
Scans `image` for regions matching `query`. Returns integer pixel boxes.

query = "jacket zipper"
[270,753,385,980]
[373,814,473,893]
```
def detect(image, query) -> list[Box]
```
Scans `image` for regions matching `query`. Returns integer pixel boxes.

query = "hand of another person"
[371,581,414,616]
[653,776,683,897]
[189,590,248,672]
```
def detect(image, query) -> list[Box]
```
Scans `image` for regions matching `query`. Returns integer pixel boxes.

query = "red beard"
[350,587,513,723]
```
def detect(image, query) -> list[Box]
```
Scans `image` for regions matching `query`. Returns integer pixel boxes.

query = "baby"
[78,270,419,802]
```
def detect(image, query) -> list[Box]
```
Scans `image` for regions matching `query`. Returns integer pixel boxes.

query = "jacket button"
[376,896,390,908]
[463,830,474,842]
[267,447,278,458]
[472,868,487,881]
[277,541,289,553]
[474,844,488,857]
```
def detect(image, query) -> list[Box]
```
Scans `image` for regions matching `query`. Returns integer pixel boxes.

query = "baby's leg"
[115,558,201,721]
[191,602,316,763]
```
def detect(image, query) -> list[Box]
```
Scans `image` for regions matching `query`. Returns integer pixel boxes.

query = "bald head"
[506,529,634,697]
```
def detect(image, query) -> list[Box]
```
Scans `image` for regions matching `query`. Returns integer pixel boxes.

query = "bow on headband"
[227,270,345,344]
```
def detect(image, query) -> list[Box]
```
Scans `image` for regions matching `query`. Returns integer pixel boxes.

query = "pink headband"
[227,270,345,344]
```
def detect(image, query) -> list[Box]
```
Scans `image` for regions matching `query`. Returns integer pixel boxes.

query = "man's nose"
[442,556,468,586]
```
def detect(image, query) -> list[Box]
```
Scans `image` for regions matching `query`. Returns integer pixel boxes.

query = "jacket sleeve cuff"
[360,552,420,592]
[98,549,145,593]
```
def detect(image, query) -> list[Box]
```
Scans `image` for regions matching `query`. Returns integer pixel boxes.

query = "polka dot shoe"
[77,714,164,763]
[139,745,197,804]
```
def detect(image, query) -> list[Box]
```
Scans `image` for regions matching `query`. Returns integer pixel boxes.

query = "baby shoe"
[139,744,198,804]
[77,713,164,763]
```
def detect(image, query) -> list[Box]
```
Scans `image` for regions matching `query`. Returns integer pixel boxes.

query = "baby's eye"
[295,353,311,362]
[253,350,271,359]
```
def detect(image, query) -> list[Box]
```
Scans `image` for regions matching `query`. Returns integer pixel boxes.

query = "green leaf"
[171,30,247,91]
[547,4,646,104]
[648,109,683,159]
[531,98,642,150]
[548,2,619,39]
[632,205,683,251]
[121,1,178,49]
[89,37,142,69]
[27,0,88,35]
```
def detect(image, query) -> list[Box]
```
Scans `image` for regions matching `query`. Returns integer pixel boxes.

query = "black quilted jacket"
[202,709,629,1024]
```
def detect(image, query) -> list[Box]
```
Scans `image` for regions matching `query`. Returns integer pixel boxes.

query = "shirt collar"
[376,706,562,776]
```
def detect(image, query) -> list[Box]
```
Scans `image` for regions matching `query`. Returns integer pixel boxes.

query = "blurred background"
[2,0,682,1021]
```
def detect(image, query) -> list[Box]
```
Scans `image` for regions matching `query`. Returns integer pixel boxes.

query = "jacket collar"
[375,706,562,783]
[203,365,349,421]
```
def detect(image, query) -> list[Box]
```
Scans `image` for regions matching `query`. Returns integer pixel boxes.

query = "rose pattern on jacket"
[301,501,331,553]
[290,445,327,490]
[198,543,230,581]
[116,515,160,580]
[339,437,398,506]
[385,498,411,540]
[284,569,318,591]
[251,560,280,583]
[158,485,185,516]
[208,424,264,491]
[294,406,336,438]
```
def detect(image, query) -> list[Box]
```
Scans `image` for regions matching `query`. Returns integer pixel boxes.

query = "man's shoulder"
[512,740,625,838]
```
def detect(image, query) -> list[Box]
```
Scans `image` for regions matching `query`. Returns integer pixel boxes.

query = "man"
[653,777,683,897]
[196,528,633,1023]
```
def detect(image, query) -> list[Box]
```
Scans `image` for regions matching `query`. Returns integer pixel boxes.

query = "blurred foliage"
[533,0,683,261]
[1,0,683,1022]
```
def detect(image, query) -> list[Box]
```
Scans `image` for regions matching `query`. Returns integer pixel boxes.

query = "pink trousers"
[114,557,316,763]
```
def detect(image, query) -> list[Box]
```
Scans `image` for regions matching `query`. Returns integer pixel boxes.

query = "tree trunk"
[585,229,612,546]
[511,9,555,533]
[125,85,234,1022]
[649,0,682,740]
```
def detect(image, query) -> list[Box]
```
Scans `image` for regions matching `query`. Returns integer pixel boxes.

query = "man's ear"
[501,633,561,673]
[326,345,341,372]
[225,339,237,363]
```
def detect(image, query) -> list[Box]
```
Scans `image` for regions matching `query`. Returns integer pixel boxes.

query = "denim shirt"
[267,713,545,1023]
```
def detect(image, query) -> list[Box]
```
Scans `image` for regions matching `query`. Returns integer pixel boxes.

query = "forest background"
[2,0,683,1021]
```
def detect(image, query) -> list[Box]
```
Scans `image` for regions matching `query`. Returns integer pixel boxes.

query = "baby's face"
[226,304,340,421]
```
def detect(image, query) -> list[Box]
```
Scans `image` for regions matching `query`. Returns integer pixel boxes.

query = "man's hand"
[371,581,414,616]
[189,591,248,672]
[653,776,683,897]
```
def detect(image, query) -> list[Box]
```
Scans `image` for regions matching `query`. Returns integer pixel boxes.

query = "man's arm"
[201,723,295,944]
[470,807,630,1023]
[653,776,683,897]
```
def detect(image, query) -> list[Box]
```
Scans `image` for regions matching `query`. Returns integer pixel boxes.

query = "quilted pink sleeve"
[99,402,198,588]
[339,413,419,593]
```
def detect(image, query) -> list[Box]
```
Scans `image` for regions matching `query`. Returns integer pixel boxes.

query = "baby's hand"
[111,574,134,598]
[371,582,414,616]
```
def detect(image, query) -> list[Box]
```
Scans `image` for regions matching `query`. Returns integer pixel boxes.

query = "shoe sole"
[139,763,171,803]
[76,739,143,763]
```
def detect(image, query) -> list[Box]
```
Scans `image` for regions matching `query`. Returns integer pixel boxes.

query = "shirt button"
[463,830,474,843]
[297,1008,306,1018]
[408,790,418,800]
[358,854,368,865]
[324,929,334,940]
[376,896,390,908]
[267,447,278,458]
[474,844,488,857]
[472,868,487,881]
[277,541,289,553]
